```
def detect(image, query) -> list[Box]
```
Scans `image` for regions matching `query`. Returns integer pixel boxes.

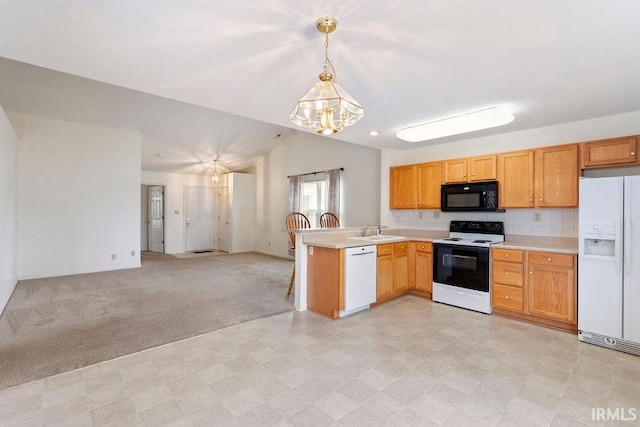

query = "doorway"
[147,186,165,253]
[185,186,215,252]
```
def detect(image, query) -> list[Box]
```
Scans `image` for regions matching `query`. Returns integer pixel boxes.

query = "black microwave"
[441,181,504,212]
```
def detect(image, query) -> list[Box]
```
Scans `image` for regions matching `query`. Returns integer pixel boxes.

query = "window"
[288,168,342,227]
[300,175,326,228]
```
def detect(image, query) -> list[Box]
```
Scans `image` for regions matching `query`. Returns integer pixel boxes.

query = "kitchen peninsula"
[292,227,578,332]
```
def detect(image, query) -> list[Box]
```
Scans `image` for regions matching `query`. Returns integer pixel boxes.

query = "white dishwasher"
[341,245,377,317]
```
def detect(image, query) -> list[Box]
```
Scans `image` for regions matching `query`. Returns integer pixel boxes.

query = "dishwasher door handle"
[351,251,375,256]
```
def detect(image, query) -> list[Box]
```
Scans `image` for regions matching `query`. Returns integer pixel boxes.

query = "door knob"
[631,152,636,156]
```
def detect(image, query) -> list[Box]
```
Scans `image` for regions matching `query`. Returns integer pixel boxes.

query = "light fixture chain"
[324,30,337,81]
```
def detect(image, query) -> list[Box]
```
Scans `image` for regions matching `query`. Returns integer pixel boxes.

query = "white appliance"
[342,245,377,317]
[578,176,640,356]
[432,221,505,314]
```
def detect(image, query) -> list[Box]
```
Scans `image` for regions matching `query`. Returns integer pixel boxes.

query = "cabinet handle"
[529,271,533,274]
[505,295,509,299]
[529,198,533,202]
[547,257,552,262]
[631,152,636,156]
[505,254,509,258]
[428,258,431,261]
[539,198,543,202]
[463,174,467,177]
[417,201,420,206]
[505,272,509,276]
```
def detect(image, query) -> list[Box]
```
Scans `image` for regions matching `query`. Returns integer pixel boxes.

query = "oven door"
[433,243,490,292]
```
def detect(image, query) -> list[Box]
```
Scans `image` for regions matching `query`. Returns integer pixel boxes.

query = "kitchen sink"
[346,235,406,242]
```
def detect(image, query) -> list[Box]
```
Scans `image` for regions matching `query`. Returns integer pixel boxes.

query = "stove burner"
[473,239,492,243]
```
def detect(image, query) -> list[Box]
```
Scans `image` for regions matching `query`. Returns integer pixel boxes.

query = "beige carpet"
[0,252,294,390]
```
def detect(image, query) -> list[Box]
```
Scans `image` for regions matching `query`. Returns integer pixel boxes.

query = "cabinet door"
[377,254,394,299]
[469,155,497,181]
[443,159,468,183]
[498,150,535,208]
[416,162,442,209]
[390,165,416,209]
[527,264,576,322]
[415,251,432,292]
[534,144,579,208]
[393,252,409,292]
[581,136,638,168]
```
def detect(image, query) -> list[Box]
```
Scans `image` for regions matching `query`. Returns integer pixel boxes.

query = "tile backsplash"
[389,208,578,237]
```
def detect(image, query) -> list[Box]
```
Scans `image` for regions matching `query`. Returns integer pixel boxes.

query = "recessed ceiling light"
[396,106,515,142]
[368,130,380,136]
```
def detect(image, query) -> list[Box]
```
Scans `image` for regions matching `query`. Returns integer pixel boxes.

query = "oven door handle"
[451,255,476,260]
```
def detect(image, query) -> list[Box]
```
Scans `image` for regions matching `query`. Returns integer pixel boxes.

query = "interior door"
[148,186,164,253]
[216,186,230,252]
[185,186,215,252]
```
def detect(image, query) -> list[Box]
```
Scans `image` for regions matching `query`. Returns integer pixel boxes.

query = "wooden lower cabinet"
[306,246,343,319]
[376,242,408,301]
[414,242,433,293]
[527,252,576,323]
[491,248,577,332]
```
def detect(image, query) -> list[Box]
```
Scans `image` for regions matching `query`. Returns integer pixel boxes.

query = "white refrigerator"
[578,176,640,356]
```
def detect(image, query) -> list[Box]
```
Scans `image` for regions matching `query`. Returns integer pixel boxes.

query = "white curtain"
[325,168,342,220]
[288,175,302,213]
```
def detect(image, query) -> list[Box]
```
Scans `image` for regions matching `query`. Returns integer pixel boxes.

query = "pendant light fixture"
[211,159,219,184]
[289,17,363,135]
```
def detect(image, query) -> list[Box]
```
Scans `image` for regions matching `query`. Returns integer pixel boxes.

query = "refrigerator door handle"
[624,216,632,276]
[615,219,623,275]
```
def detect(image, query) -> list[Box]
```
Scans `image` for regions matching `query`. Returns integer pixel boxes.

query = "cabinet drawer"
[394,242,408,254]
[527,251,575,268]
[377,244,393,256]
[415,242,432,253]
[492,261,523,287]
[492,248,524,263]
[492,284,524,312]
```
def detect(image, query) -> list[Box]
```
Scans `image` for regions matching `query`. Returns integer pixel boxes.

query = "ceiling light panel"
[396,106,515,142]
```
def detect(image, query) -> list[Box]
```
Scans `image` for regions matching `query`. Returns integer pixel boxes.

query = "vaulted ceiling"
[1,1,640,175]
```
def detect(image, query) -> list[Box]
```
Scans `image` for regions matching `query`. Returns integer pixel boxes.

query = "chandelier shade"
[289,17,363,135]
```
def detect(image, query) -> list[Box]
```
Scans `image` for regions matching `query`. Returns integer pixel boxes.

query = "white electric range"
[432,221,505,314]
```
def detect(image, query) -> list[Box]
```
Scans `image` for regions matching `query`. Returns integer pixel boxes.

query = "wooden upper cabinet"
[469,155,497,181]
[416,162,442,209]
[581,136,638,169]
[390,165,416,209]
[443,159,468,183]
[444,155,496,183]
[534,144,579,208]
[498,150,535,208]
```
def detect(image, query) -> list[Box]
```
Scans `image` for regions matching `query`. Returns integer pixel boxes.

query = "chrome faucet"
[362,224,372,237]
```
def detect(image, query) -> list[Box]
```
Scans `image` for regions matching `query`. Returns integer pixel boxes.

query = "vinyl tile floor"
[1,296,639,426]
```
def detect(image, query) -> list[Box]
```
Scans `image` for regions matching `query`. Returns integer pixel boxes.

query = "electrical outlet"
[309,246,314,255]
[174,210,179,215]
[268,240,271,246]
[533,212,542,222]
[111,253,116,260]
[433,211,440,219]
[418,211,423,219]
[131,250,136,256]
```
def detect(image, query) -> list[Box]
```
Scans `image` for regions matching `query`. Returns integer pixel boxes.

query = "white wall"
[249,130,381,258]
[382,111,640,235]
[11,113,141,279]
[141,170,214,254]
[0,105,18,314]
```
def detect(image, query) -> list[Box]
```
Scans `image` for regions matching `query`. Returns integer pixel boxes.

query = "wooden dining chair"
[285,212,310,296]
[319,212,340,228]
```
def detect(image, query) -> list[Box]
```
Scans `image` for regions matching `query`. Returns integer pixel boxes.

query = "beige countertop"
[495,235,578,254]
[303,229,578,253]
